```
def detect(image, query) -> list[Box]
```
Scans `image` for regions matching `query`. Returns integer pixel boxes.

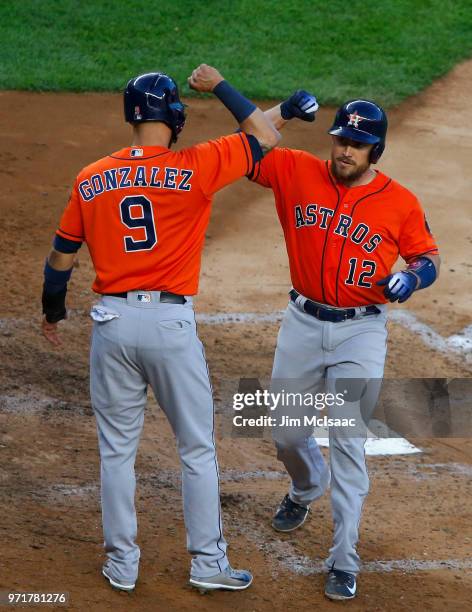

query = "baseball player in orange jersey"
[249,93,440,600]
[41,64,280,592]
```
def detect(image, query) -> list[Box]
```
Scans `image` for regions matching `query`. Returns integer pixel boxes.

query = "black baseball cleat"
[272,494,309,532]
[324,569,357,600]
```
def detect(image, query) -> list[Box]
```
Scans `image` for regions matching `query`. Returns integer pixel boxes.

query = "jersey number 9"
[119,195,157,252]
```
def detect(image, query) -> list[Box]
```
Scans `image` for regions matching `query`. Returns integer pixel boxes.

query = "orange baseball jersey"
[56,132,257,295]
[249,148,438,307]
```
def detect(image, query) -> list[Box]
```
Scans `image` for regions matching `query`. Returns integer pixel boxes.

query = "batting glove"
[280,90,319,122]
[376,271,418,303]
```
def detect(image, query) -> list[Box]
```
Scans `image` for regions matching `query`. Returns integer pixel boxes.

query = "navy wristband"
[213,80,257,123]
[408,256,437,289]
[44,260,72,294]
[42,287,67,323]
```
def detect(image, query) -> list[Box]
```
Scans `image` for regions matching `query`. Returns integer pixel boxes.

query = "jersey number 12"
[345,258,376,288]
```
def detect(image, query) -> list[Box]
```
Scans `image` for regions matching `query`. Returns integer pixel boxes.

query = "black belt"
[104,291,186,304]
[290,289,380,322]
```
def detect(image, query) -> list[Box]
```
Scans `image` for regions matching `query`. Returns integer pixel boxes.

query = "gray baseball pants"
[271,298,388,574]
[89,292,228,584]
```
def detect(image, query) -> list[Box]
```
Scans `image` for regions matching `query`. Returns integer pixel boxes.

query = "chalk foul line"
[196,309,472,360]
[283,554,472,575]
[236,518,472,576]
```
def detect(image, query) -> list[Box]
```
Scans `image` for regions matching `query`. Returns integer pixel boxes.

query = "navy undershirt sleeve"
[245,134,263,163]
[54,234,83,253]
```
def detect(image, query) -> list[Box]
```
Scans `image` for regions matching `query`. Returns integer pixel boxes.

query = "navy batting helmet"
[124,72,186,143]
[328,99,387,163]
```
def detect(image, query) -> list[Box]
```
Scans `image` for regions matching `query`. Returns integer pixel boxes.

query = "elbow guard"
[407,256,437,290]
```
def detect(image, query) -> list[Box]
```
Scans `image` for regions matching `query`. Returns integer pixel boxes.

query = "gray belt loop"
[290,287,307,312]
[295,294,307,311]
[353,306,366,319]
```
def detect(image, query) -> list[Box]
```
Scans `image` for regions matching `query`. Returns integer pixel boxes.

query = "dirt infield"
[1,60,472,611]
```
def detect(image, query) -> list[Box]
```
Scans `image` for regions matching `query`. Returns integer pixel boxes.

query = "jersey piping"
[334,178,392,305]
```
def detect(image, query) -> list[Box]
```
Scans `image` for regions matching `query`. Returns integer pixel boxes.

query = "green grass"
[1,0,471,105]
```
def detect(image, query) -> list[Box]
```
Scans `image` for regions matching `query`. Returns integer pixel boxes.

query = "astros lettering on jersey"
[250,148,438,307]
[57,132,254,295]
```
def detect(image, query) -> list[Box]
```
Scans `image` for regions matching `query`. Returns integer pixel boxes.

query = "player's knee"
[178,439,217,471]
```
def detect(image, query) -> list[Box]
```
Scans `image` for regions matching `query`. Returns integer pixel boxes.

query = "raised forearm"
[239,107,281,153]
[264,104,289,131]
[188,64,280,154]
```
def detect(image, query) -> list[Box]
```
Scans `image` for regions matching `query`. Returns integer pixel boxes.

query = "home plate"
[314,419,422,455]
[314,437,421,456]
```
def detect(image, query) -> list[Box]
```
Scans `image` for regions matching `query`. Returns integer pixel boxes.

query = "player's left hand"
[41,318,62,347]
[280,90,319,122]
[377,271,418,303]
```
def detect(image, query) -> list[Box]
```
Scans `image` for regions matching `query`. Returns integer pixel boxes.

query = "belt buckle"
[341,310,349,322]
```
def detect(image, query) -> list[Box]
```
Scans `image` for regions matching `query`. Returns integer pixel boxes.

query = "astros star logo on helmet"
[347,111,364,128]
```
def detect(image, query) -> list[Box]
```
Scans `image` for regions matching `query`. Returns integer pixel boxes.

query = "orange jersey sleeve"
[186,132,256,196]
[248,147,300,189]
[398,197,439,262]
[56,180,85,243]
